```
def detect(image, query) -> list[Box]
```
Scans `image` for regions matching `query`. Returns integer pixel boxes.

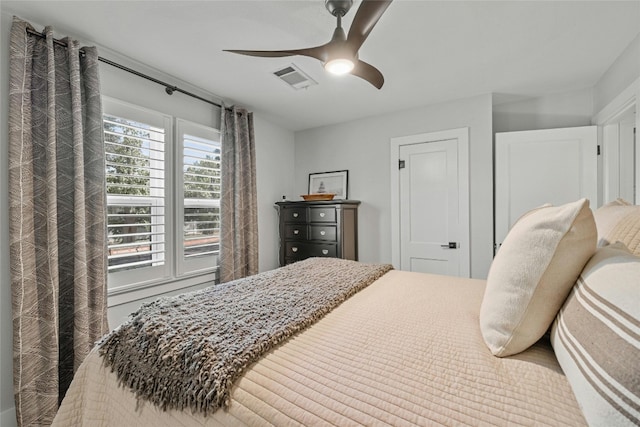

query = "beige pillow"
[593,198,640,256]
[480,198,596,357]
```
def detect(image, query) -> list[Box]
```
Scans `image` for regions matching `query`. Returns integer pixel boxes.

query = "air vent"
[273,64,317,90]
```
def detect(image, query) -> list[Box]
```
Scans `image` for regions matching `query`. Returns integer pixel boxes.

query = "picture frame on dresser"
[308,170,348,199]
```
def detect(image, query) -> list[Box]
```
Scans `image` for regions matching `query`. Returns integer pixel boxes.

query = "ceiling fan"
[224,0,393,89]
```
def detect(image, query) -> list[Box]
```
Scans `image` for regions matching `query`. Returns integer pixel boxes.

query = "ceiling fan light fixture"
[325,58,355,75]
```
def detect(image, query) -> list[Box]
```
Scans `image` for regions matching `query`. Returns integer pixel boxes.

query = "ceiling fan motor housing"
[325,0,354,17]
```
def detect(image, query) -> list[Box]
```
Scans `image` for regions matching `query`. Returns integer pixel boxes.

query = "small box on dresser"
[275,200,360,266]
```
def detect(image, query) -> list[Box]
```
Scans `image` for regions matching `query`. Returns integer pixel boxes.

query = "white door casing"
[618,116,636,203]
[390,128,470,277]
[494,126,598,251]
[594,77,639,205]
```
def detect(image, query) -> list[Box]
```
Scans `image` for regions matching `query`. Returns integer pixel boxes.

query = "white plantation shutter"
[177,119,221,275]
[104,115,165,271]
[103,98,173,290]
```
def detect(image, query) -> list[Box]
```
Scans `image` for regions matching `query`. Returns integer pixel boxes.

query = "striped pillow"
[551,242,640,426]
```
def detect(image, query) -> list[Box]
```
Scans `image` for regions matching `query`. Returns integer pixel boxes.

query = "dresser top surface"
[276,200,361,207]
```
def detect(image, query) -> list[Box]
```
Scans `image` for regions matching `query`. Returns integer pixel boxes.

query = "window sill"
[107,269,218,308]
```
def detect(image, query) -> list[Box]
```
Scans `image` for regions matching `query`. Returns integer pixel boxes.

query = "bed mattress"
[52,270,586,426]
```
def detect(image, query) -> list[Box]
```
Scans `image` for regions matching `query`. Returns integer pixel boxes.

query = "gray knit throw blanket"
[98,257,392,415]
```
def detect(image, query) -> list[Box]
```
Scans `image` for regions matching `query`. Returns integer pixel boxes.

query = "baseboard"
[0,406,17,427]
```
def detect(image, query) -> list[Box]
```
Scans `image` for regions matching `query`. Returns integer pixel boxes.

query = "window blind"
[104,114,166,272]
[182,132,221,260]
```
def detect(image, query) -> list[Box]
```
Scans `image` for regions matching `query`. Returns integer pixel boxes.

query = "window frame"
[102,97,219,295]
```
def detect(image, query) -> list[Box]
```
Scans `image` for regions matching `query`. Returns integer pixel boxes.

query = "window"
[104,113,166,273]
[103,98,219,293]
[176,119,221,276]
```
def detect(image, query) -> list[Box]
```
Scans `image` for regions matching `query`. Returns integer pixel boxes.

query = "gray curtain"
[8,18,109,427]
[219,106,259,282]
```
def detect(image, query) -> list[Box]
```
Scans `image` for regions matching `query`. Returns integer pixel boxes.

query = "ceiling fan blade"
[351,59,384,89]
[224,45,329,62]
[346,0,393,52]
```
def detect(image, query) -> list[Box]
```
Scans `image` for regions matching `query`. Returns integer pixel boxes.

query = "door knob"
[292,247,298,253]
[440,242,458,249]
[322,249,329,255]
[320,230,326,236]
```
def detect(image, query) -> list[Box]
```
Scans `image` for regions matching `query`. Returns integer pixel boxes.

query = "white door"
[391,128,470,277]
[495,126,598,251]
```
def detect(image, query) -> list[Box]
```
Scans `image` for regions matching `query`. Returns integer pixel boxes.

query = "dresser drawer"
[309,207,336,223]
[308,243,337,257]
[283,207,307,223]
[284,224,307,240]
[285,242,311,258]
[285,242,337,258]
[310,225,336,241]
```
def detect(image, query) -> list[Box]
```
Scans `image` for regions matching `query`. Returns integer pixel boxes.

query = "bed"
[52,198,640,426]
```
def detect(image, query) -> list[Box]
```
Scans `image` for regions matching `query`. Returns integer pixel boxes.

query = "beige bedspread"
[53,270,587,426]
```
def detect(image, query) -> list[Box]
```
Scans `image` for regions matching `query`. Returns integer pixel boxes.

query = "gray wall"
[254,115,296,273]
[594,33,640,114]
[294,94,494,279]
[493,88,594,133]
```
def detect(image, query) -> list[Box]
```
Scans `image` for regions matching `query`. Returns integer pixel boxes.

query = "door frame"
[593,76,639,205]
[390,127,470,277]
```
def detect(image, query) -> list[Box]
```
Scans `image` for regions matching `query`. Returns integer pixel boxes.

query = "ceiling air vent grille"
[273,64,317,90]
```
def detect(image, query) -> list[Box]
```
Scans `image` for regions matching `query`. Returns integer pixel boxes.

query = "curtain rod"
[25,27,225,110]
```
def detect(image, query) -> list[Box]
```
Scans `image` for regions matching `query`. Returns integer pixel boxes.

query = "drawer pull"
[293,229,299,235]
[292,247,298,253]
[293,212,299,218]
[320,230,326,236]
[319,212,325,218]
[322,249,329,255]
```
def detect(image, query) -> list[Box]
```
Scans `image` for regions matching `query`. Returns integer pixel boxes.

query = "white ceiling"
[3,0,639,131]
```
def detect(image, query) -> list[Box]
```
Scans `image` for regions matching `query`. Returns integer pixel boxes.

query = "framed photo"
[308,170,348,200]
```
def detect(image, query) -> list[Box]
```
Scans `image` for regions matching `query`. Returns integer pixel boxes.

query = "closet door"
[495,126,598,252]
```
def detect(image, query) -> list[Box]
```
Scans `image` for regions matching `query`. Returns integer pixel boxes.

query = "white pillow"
[552,242,640,426]
[480,198,596,357]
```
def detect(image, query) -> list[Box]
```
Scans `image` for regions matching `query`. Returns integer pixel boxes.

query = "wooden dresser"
[275,200,360,266]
